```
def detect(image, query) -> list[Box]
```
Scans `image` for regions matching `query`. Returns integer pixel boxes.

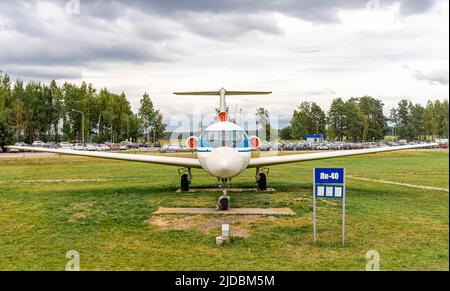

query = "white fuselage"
[196,122,252,179]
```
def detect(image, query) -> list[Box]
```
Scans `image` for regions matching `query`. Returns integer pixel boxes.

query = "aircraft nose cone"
[206,147,244,178]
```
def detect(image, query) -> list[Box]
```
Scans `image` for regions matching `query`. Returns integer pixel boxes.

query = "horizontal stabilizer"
[174,91,272,95]
[173,88,272,113]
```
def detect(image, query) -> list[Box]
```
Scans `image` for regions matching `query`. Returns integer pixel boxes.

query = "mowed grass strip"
[0,150,448,270]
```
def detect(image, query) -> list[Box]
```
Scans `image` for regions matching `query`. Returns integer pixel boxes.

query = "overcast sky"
[0,0,448,128]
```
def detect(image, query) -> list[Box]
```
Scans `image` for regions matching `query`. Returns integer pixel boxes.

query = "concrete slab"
[153,207,296,216]
[176,188,276,193]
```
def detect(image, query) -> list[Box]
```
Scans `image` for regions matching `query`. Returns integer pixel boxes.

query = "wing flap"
[6,146,202,168]
[248,143,439,168]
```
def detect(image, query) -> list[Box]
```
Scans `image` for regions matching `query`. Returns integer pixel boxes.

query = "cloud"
[414,69,449,85]
[4,65,82,80]
[116,0,439,22]
[0,0,447,118]
[0,1,182,68]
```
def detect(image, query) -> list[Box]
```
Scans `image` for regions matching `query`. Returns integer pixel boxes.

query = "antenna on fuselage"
[173,88,272,117]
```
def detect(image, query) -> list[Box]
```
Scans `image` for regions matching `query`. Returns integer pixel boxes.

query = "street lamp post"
[71,109,85,145]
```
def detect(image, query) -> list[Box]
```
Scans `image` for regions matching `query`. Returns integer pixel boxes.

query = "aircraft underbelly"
[198,147,251,178]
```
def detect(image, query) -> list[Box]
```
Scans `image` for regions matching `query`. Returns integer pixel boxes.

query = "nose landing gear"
[218,189,230,211]
[218,178,231,211]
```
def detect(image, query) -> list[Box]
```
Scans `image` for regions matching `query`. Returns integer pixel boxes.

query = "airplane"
[6,88,438,211]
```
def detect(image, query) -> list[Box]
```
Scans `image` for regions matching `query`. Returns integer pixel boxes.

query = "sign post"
[313,168,346,246]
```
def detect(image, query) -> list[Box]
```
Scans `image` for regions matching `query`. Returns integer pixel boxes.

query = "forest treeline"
[0,71,448,147]
[279,96,448,141]
[0,71,165,146]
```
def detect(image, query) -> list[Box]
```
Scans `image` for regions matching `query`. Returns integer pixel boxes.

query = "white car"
[160,143,180,153]
[32,141,46,148]
[59,142,73,149]
[85,144,96,151]
[74,143,85,150]
[96,144,110,151]
[119,141,131,150]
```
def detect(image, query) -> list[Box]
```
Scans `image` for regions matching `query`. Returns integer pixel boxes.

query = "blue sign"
[314,168,344,184]
[314,168,345,199]
[313,168,347,245]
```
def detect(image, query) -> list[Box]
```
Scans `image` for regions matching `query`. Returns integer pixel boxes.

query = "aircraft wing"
[5,146,202,168]
[248,143,439,168]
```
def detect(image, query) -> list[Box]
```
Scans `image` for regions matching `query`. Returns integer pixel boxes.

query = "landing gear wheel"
[218,189,230,211]
[218,197,230,211]
[180,174,190,192]
[258,173,267,191]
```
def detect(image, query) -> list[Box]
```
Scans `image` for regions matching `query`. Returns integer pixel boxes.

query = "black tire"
[218,198,229,211]
[180,174,190,192]
[258,173,267,191]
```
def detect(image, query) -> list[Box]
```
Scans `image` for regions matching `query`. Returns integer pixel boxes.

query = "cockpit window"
[200,130,249,148]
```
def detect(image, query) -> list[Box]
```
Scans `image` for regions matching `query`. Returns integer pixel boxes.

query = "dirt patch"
[146,215,270,238]
[66,202,94,222]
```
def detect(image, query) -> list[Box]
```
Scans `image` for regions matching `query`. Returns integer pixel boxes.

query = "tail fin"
[173,88,272,113]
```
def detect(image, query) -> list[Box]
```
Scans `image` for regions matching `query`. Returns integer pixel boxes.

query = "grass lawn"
[0,150,448,270]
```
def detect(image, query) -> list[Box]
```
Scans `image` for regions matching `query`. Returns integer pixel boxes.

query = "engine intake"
[249,136,261,149]
[186,136,199,150]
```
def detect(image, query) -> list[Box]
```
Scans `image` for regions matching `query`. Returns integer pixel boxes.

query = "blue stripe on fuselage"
[197,148,252,153]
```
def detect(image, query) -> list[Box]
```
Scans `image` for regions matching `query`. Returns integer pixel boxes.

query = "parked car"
[15,142,28,147]
[32,141,46,147]
[160,143,179,153]
[119,141,131,150]
[105,142,120,151]
[45,142,58,149]
[74,143,85,150]
[96,144,110,151]
[84,144,96,151]
[8,143,22,153]
[259,141,271,151]
[59,142,73,149]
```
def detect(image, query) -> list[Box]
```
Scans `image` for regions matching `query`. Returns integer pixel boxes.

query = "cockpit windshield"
[200,130,249,148]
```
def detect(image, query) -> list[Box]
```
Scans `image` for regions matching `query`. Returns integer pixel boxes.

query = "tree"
[0,71,11,112]
[342,100,364,141]
[152,110,166,141]
[48,80,64,141]
[279,126,292,140]
[327,98,346,141]
[425,99,449,139]
[356,96,386,141]
[138,92,156,142]
[438,99,449,138]
[0,110,13,147]
[9,99,28,142]
[291,101,326,139]
[389,108,398,137]
[410,104,425,140]
[395,99,413,139]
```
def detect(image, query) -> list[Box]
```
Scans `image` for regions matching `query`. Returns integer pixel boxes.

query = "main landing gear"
[256,168,269,191]
[179,168,192,192]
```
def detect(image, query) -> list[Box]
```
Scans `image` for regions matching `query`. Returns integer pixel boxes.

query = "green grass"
[0,150,448,270]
